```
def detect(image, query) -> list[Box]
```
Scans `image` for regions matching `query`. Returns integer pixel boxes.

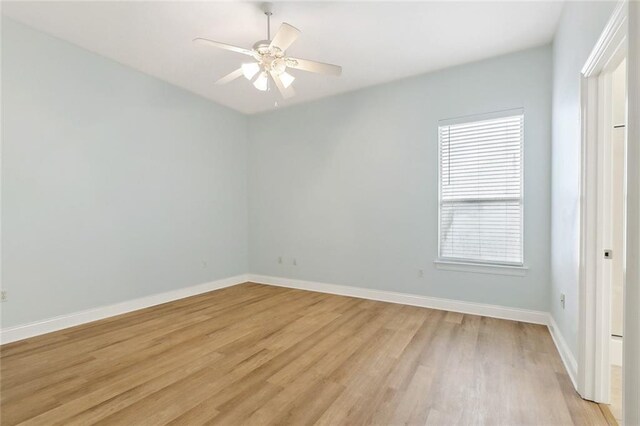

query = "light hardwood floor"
[1,283,613,425]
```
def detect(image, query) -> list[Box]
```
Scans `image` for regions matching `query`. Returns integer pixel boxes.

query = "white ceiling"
[3,1,564,114]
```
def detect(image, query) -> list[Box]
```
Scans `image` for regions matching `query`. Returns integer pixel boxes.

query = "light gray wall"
[1,18,248,327]
[248,45,552,311]
[550,1,617,357]
[1,16,562,330]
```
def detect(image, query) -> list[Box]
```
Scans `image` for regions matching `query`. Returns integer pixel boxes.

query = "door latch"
[604,249,613,259]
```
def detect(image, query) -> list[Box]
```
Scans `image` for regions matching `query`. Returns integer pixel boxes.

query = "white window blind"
[438,111,524,265]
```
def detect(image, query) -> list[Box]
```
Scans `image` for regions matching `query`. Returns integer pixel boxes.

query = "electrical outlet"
[418,269,424,278]
[201,261,208,269]
[278,256,283,264]
[292,258,297,266]
[1,290,7,302]
[560,293,565,309]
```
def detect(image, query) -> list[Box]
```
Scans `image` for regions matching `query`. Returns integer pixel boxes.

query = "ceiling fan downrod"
[263,2,274,41]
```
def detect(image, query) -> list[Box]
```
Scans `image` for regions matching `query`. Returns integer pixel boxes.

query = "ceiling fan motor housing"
[253,40,278,55]
[252,42,286,75]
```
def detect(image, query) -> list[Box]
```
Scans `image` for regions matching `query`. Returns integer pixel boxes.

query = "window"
[438,110,524,266]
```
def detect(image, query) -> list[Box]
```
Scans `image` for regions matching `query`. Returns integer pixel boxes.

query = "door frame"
[577,0,627,405]
[623,2,640,423]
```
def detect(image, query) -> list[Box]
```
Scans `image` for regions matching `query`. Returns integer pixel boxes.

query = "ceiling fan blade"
[269,71,295,99]
[215,68,244,85]
[193,38,255,57]
[269,23,300,51]
[286,57,342,76]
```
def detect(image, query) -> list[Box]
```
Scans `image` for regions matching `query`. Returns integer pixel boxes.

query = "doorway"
[604,56,626,424]
[577,0,628,419]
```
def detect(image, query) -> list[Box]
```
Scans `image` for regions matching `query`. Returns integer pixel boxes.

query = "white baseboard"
[3,272,577,395]
[611,335,623,366]
[248,274,578,390]
[547,314,578,388]
[247,274,549,325]
[248,275,584,388]
[0,274,249,345]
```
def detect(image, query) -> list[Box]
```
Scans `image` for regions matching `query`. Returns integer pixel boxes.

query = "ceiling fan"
[193,3,342,99]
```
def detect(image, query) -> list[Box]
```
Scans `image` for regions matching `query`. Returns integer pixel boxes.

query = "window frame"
[436,108,525,268]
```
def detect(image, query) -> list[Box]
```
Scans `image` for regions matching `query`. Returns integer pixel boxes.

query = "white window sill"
[433,259,529,276]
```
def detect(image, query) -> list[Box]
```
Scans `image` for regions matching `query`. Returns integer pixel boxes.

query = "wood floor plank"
[1,283,609,425]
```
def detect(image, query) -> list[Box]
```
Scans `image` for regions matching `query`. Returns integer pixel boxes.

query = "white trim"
[611,336,623,367]
[548,314,579,389]
[624,2,640,424]
[0,274,249,345]
[3,271,584,393]
[578,0,628,404]
[433,259,529,276]
[248,274,548,325]
[438,107,524,127]
[582,2,629,77]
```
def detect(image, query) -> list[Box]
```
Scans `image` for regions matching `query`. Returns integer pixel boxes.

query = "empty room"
[1,1,639,425]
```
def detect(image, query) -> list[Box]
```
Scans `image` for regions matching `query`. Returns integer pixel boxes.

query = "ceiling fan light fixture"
[253,72,269,91]
[279,71,295,88]
[241,62,260,80]
[194,5,342,100]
